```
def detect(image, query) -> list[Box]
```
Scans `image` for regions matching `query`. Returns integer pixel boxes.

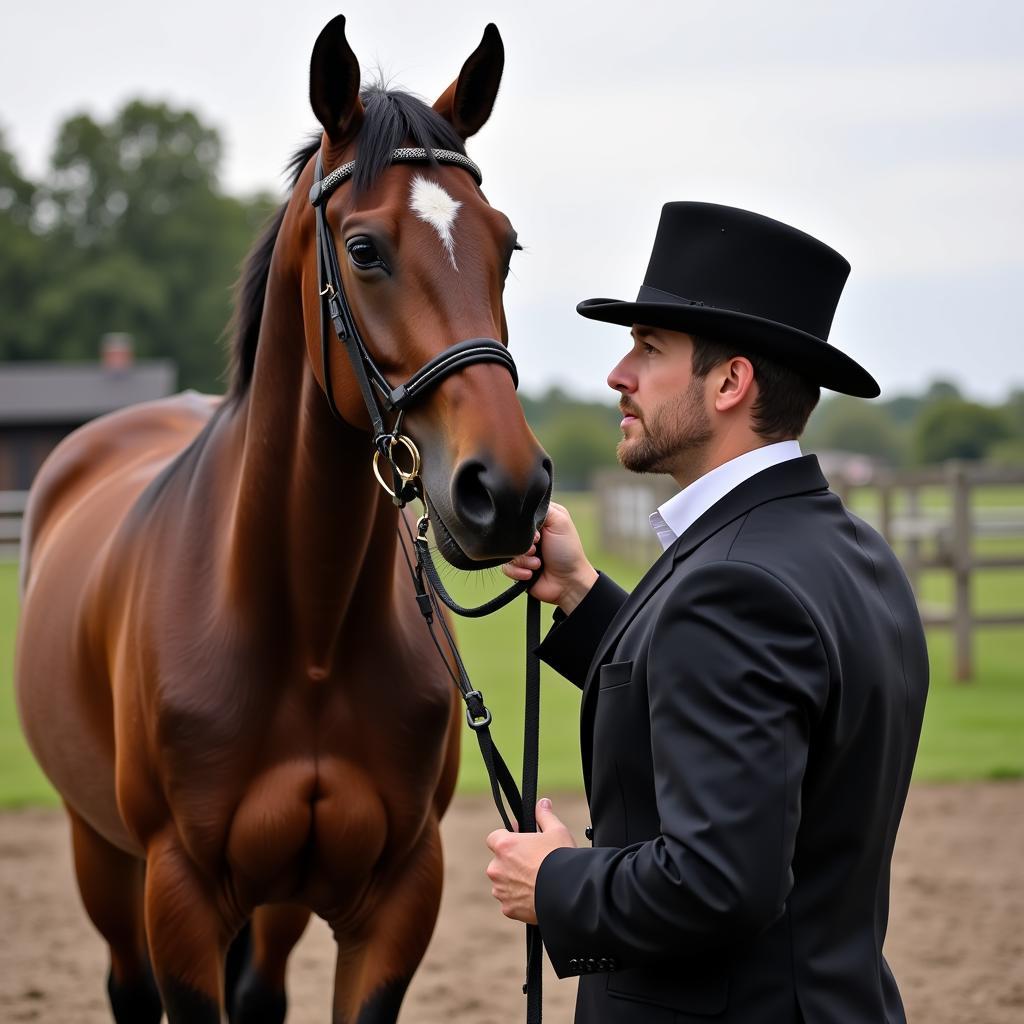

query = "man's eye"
[346,237,385,269]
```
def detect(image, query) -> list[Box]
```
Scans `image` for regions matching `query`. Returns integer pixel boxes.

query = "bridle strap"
[310,146,483,207]
[312,152,515,449]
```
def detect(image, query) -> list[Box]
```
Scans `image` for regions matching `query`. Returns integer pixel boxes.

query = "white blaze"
[409,175,461,270]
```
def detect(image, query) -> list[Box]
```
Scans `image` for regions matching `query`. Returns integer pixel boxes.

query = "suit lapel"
[578,455,829,795]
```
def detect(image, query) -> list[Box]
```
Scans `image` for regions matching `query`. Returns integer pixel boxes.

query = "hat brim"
[577,297,879,399]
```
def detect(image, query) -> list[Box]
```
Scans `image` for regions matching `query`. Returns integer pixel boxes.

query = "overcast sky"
[3,1,1022,402]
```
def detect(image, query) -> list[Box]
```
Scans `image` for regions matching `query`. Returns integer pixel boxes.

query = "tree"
[0,125,48,361]
[913,399,1011,464]
[802,395,906,463]
[0,102,277,390]
[539,407,621,490]
[923,379,962,403]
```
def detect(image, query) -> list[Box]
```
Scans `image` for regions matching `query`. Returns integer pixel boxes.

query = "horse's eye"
[346,237,386,270]
[504,240,523,280]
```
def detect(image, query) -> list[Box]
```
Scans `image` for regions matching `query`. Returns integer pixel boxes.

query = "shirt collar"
[649,440,803,550]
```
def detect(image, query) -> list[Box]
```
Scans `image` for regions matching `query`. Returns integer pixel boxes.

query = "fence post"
[948,462,972,683]
[878,476,893,546]
[905,484,922,596]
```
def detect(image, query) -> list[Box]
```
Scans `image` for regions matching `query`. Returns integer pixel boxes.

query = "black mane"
[224,88,467,402]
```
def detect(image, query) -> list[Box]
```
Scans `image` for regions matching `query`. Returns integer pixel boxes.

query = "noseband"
[309,146,544,1023]
[310,148,518,504]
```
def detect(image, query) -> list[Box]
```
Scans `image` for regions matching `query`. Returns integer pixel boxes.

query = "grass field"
[1,489,1022,807]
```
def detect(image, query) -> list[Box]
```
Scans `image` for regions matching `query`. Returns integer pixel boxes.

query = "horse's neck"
[226,277,398,672]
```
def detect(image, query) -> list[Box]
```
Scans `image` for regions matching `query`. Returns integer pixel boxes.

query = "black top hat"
[577,202,879,398]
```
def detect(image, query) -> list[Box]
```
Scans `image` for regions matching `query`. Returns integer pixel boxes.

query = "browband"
[309,147,483,207]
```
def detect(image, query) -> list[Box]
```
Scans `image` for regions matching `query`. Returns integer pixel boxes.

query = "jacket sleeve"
[534,571,629,690]
[535,560,829,972]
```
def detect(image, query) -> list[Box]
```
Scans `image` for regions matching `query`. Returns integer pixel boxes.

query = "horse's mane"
[224,86,468,402]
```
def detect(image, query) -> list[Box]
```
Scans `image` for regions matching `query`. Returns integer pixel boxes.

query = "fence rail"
[0,490,26,561]
[595,462,1024,683]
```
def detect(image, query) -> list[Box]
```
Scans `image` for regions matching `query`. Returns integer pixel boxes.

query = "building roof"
[0,360,178,425]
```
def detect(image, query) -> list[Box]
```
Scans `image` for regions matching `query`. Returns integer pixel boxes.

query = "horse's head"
[293,16,551,569]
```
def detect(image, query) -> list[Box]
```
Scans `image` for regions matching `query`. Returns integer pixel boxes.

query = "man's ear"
[715,357,757,413]
[432,24,504,139]
[309,14,365,144]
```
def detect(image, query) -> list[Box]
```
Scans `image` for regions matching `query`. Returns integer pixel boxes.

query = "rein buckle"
[464,689,493,731]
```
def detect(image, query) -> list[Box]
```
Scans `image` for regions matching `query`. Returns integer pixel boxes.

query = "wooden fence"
[0,491,26,562]
[594,463,1024,682]
[834,463,1024,682]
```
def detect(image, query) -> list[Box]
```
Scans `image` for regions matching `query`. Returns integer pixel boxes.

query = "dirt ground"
[1,783,1022,1023]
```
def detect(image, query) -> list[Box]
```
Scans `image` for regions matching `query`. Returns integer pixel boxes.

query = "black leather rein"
[309,146,545,1024]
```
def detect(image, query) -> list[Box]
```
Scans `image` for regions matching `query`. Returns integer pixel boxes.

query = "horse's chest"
[154,665,453,909]
[224,757,391,907]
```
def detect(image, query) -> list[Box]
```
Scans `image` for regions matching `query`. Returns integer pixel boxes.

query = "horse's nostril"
[524,457,553,521]
[452,460,496,529]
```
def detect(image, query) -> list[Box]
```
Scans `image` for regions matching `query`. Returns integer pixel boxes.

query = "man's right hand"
[502,502,598,615]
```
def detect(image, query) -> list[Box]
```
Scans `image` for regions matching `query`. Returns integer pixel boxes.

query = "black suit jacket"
[534,455,928,1023]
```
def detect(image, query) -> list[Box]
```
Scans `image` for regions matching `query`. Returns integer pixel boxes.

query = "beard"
[617,376,712,475]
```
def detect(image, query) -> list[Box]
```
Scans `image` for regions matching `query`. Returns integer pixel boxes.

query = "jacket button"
[586,957,596,972]
[584,826,594,841]
[568,958,579,970]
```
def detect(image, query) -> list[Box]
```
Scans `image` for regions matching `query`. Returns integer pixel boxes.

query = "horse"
[14,16,550,1023]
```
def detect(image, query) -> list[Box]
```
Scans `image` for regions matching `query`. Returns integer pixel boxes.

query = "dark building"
[0,336,177,492]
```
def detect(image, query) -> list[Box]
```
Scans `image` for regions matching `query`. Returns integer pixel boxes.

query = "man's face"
[607,326,712,475]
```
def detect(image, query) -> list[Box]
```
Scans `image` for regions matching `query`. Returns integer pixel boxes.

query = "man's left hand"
[486,798,576,924]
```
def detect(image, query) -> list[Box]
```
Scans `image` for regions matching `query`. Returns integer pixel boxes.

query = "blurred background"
[1,2,1021,1022]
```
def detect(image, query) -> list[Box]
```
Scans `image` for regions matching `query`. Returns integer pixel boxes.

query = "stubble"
[617,376,712,476]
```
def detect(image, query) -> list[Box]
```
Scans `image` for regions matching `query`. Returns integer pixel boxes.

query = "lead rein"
[397,504,544,1023]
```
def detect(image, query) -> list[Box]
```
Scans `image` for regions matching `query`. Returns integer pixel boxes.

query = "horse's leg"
[331,822,444,1024]
[67,807,163,1024]
[144,831,235,1023]
[228,903,311,1024]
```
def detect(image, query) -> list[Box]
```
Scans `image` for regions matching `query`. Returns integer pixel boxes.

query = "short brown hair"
[690,336,821,440]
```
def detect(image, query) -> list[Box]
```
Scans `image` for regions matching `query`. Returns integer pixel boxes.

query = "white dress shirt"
[649,440,803,550]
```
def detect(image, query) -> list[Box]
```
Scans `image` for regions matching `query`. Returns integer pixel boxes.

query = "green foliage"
[521,387,622,490]
[805,383,1023,467]
[923,379,963,402]
[0,103,277,389]
[913,399,1011,464]
[803,394,907,463]
[986,438,1024,467]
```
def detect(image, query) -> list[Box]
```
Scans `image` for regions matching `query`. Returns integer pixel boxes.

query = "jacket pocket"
[606,962,728,1016]
[598,659,633,690]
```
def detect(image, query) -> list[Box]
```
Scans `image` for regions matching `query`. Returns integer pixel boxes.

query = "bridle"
[310,147,519,503]
[309,146,545,1023]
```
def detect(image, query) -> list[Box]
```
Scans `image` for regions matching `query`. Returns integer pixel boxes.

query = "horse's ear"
[309,15,365,144]
[433,24,504,140]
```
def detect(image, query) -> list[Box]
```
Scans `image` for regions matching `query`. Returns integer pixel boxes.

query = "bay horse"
[15,15,550,1023]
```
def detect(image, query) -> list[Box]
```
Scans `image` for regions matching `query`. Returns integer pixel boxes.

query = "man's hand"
[486,799,576,924]
[501,502,598,614]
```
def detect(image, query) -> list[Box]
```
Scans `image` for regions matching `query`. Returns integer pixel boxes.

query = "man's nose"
[607,356,634,393]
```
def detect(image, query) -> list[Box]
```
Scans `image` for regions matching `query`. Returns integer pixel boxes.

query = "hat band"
[637,284,706,307]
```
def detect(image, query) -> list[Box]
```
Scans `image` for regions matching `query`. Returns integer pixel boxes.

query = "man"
[486,202,928,1023]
